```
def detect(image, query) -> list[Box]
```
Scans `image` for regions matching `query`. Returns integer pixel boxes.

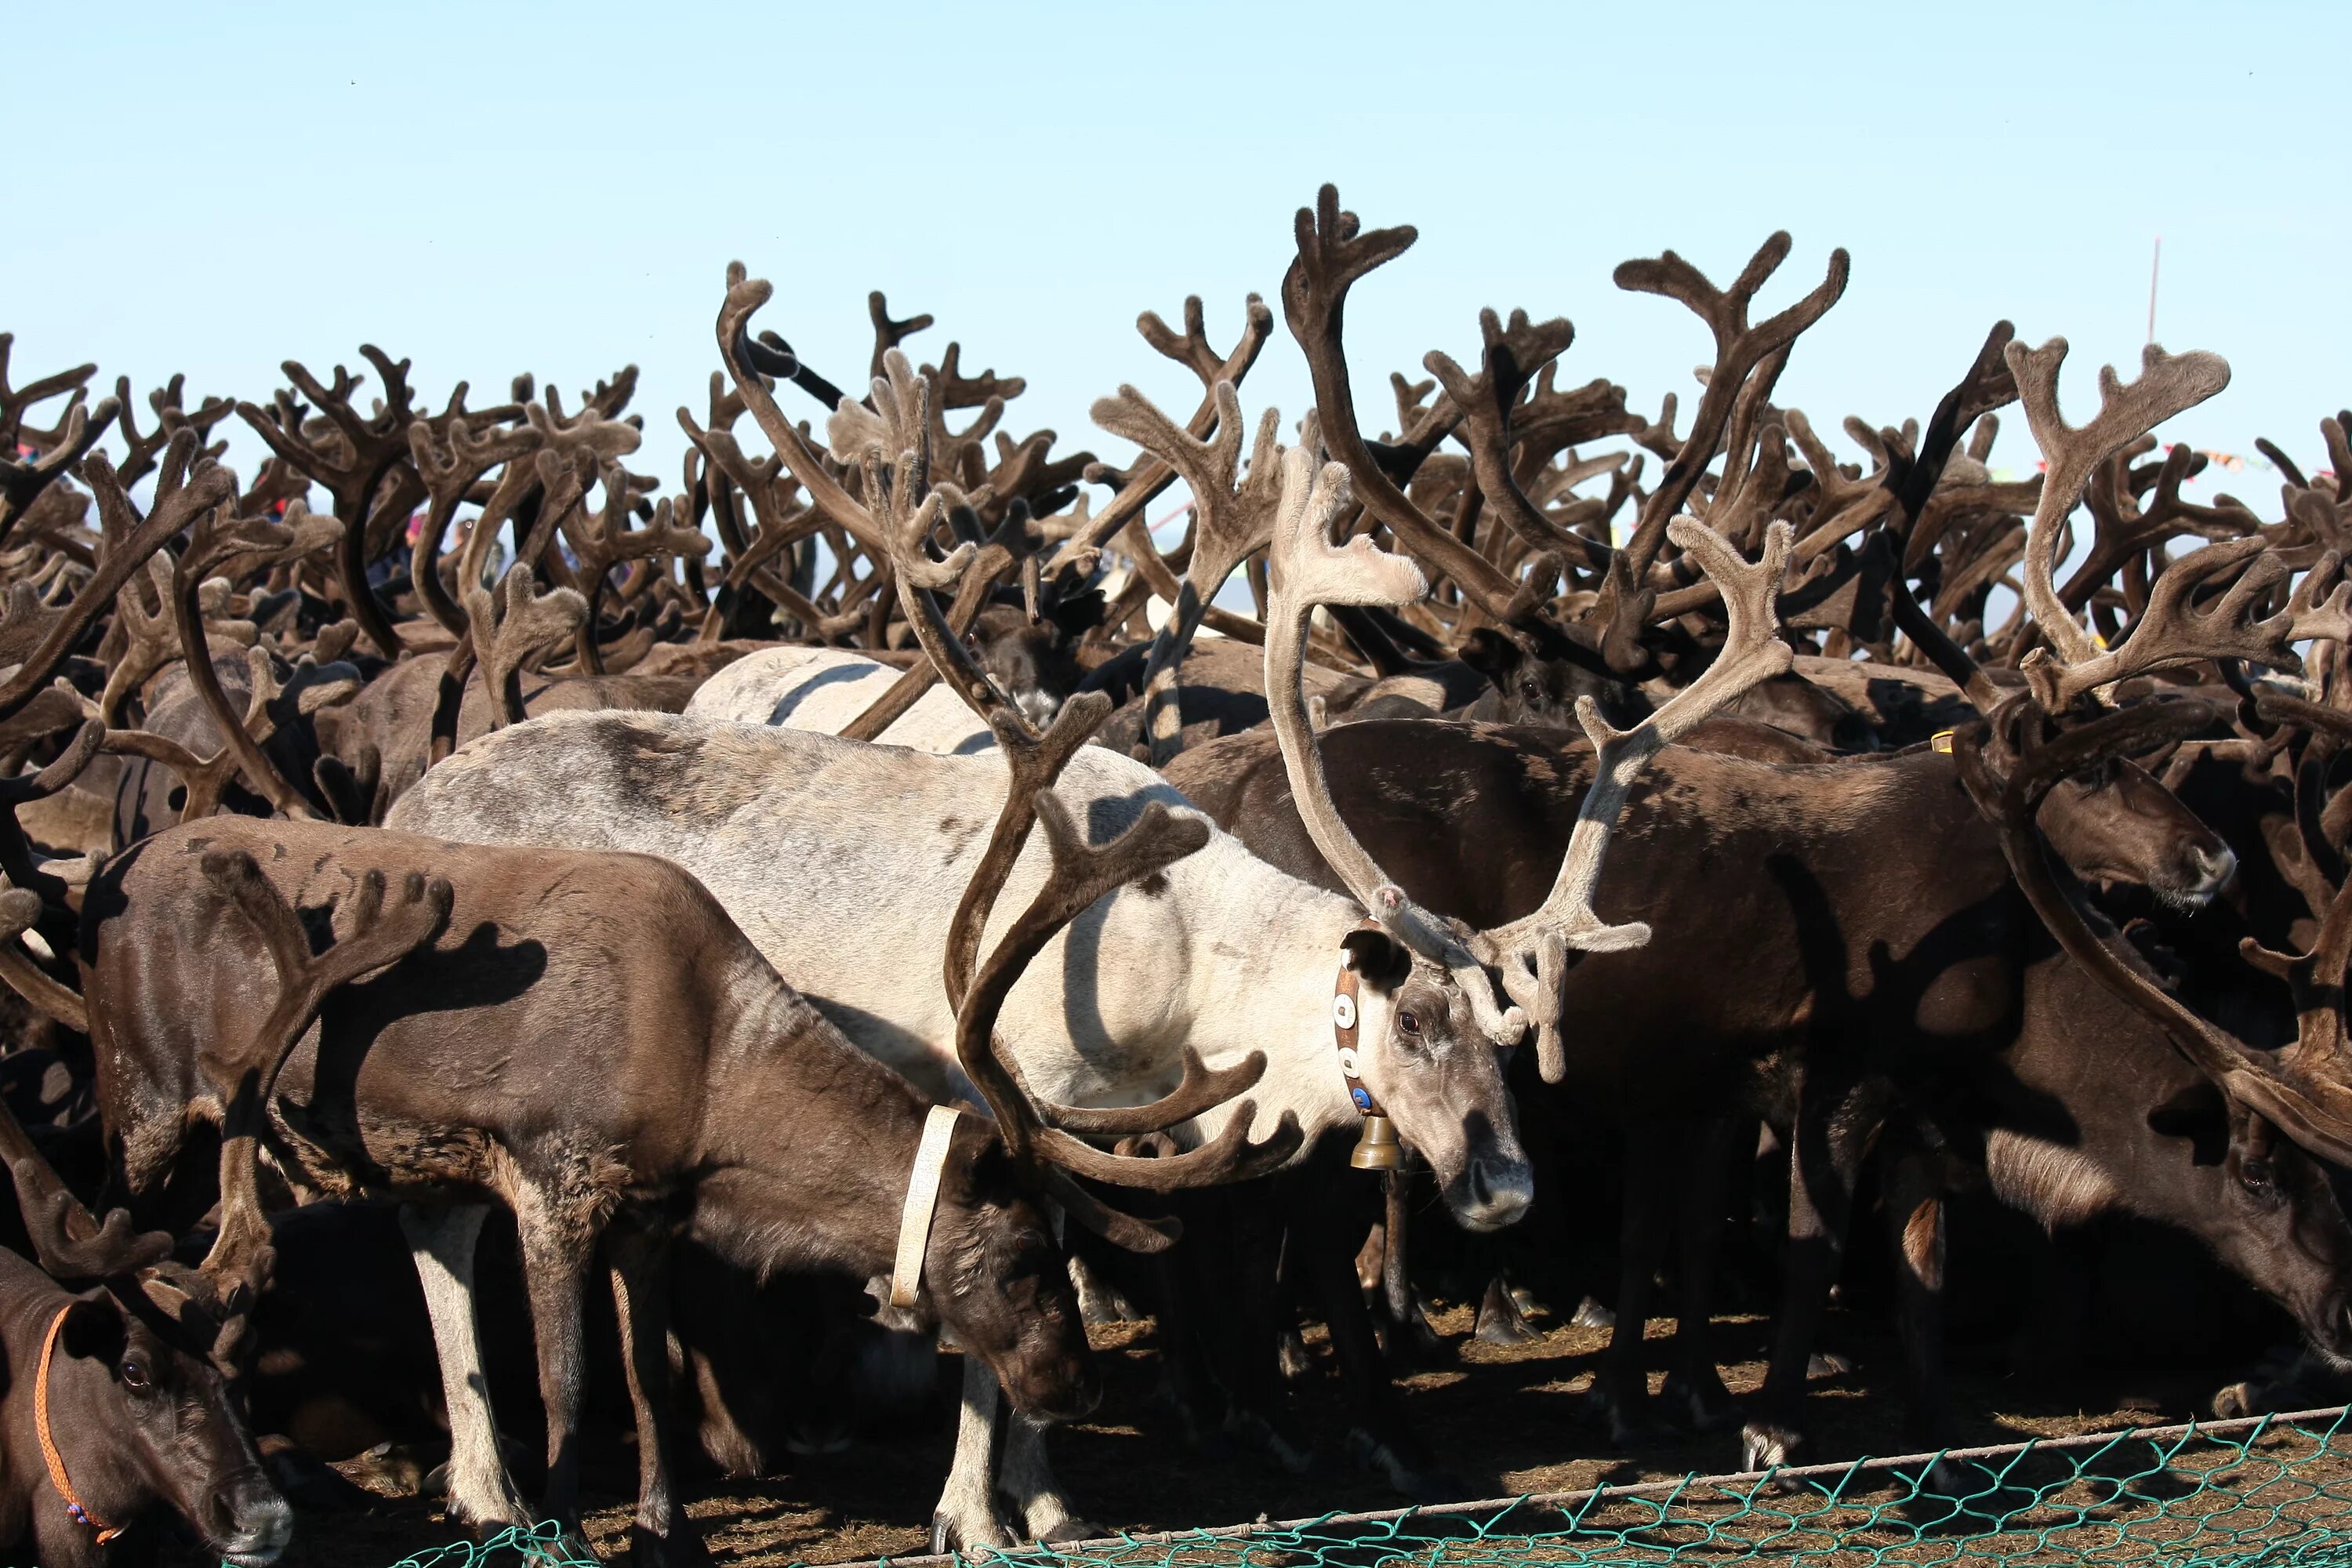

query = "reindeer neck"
[690,975,938,1279]
[1166,877,1363,1147]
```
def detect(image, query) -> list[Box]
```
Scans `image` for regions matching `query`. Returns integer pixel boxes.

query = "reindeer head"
[1458,619,1650,732]
[31,1273,292,1566]
[962,590,1105,730]
[1973,696,2238,911]
[1336,921,1533,1228]
[2140,1082,2352,1368]
[916,1117,1099,1423]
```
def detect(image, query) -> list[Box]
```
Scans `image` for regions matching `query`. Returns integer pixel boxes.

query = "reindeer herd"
[1,183,2350,1565]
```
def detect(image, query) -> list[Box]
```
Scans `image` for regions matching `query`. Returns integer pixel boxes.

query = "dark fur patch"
[604,722,710,808]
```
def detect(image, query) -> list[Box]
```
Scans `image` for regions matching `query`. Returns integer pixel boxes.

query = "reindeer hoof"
[1475,1308,1541,1346]
[1033,1518,1103,1545]
[1569,1295,1617,1330]
[1606,1410,1674,1450]
[932,1512,1014,1555]
[630,1521,713,1568]
[1662,1372,1739,1432]
[1346,1426,1459,1502]
[1588,1386,1667,1449]
[2211,1381,2257,1419]
[1740,1421,1805,1479]
[1806,1351,1854,1379]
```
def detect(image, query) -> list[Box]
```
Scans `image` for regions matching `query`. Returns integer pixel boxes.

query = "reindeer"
[0,889,286,1567]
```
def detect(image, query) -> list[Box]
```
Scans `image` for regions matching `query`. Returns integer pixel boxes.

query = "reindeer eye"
[120,1359,150,1391]
[1397,1010,1422,1037]
[1519,679,1541,702]
[2241,1158,2278,1196]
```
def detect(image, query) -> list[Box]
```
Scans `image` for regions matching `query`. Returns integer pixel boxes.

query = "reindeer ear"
[2147,1080,2230,1166]
[1457,627,1522,684]
[1047,589,1106,642]
[60,1292,126,1361]
[1340,926,1410,985]
[1034,1168,1180,1254]
[2236,1111,2278,1163]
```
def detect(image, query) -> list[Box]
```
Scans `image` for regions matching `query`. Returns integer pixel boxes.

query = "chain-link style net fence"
[377,1406,2352,1568]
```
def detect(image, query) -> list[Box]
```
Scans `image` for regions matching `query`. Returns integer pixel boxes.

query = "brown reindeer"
[68,802,1263,1564]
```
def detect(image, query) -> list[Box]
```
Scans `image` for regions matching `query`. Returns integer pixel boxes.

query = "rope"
[36,1301,124,1544]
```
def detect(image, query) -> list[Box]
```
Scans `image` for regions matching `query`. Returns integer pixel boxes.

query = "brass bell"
[1349,1114,1406,1171]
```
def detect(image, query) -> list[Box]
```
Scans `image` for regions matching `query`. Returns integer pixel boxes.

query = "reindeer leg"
[1597,1123,1674,1446]
[1880,1140,1955,1458]
[607,1217,710,1568]
[1300,1208,1456,1501]
[398,1203,533,1534]
[1662,1116,1739,1432]
[1378,1169,1443,1363]
[1743,1078,1873,1473]
[932,1356,1013,1553]
[1221,1185,1316,1472]
[512,1186,597,1548]
[1002,1416,1098,1544]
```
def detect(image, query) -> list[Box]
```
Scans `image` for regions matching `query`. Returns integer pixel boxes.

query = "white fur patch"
[1984,1130,2121,1230]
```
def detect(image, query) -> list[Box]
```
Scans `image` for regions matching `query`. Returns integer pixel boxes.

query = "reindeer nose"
[2187,844,2238,902]
[1464,1156,1534,1231]
[212,1474,293,1566]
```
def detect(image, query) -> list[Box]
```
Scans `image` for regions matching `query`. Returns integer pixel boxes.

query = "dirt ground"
[268,1296,2291,1568]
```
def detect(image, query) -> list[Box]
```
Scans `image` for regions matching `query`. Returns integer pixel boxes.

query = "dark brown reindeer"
[0,895,288,1568]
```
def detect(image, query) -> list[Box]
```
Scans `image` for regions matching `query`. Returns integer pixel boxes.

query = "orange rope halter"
[36,1303,124,1544]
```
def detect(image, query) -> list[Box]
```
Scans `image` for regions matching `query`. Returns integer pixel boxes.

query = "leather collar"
[1335,927,1386,1120]
[890,1105,966,1308]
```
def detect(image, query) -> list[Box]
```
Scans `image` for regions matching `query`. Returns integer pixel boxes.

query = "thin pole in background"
[2147,237,2162,346]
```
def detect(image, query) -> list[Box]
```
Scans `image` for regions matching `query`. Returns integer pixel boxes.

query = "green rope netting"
[371,1406,2352,1568]
[377,1522,600,1567]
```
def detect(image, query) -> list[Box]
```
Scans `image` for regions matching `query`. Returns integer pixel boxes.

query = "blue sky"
[15,1,2345,527]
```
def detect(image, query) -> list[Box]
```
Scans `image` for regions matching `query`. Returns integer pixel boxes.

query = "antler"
[1050,293,1275,575]
[1475,519,1795,1081]
[837,375,1303,1205]
[162,501,346,818]
[1263,445,1529,1051]
[953,792,1303,1192]
[1610,233,1849,590]
[2004,338,2288,704]
[1284,184,1526,622]
[0,434,230,727]
[197,852,452,1293]
[554,461,707,673]
[0,888,174,1281]
[0,339,118,550]
[408,414,546,637]
[1882,322,2020,709]
[234,348,430,660]
[1423,307,1613,578]
[461,566,590,728]
[1091,380,1284,764]
[2029,539,2352,711]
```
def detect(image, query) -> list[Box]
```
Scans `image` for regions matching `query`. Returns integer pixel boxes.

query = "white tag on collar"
[891,1105,965,1308]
